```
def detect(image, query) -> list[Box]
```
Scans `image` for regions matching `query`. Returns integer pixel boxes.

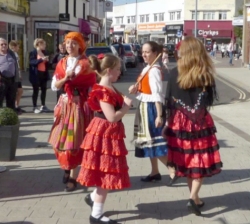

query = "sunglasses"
[0,43,7,46]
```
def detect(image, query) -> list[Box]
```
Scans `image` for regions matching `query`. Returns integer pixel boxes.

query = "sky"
[112,0,152,6]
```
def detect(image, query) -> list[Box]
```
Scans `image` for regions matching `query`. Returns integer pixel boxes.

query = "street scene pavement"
[0,56,250,224]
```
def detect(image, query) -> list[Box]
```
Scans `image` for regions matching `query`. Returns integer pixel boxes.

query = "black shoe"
[89,215,118,224]
[187,199,201,216]
[85,194,94,208]
[166,175,179,186]
[197,200,205,208]
[64,178,77,192]
[62,170,70,184]
[141,173,161,182]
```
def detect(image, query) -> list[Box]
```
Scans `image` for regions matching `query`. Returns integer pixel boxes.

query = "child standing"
[162,47,169,72]
[9,40,25,113]
[77,54,132,224]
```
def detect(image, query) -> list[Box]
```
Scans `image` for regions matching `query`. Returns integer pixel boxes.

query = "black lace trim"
[165,126,217,140]
[167,161,223,177]
[167,144,220,155]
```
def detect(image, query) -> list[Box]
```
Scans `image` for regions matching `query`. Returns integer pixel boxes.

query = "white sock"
[90,188,96,201]
[91,202,109,222]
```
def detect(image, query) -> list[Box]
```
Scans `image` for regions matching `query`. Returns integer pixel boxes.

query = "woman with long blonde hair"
[162,37,222,216]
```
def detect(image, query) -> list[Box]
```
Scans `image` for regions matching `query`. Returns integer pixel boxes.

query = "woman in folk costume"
[77,54,132,224]
[128,41,177,186]
[48,32,96,192]
[162,37,222,216]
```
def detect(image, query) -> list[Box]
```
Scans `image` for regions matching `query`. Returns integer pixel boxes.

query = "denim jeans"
[229,52,233,64]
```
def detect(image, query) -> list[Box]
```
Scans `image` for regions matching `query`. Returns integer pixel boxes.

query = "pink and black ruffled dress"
[164,68,222,179]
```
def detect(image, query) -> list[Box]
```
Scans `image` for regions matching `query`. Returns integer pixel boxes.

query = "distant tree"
[234,8,243,44]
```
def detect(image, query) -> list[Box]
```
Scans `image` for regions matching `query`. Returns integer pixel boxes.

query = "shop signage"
[103,1,113,12]
[166,25,183,31]
[198,30,219,36]
[232,16,243,26]
[138,23,165,31]
[35,22,59,29]
[114,25,124,32]
[247,7,250,22]
[59,13,70,22]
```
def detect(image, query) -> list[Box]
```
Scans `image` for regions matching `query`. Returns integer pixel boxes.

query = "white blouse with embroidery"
[136,63,164,103]
[51,56,81,92]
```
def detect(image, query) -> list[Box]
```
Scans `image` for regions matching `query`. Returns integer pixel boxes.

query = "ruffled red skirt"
[53,148,83,170]
[77,117,130,190]
[166,110,222,178]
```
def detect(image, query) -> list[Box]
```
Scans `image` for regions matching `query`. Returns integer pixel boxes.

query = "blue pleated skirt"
[134,102,168,158]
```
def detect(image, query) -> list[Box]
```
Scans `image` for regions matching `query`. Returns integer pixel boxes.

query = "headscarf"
[64,32,86,54]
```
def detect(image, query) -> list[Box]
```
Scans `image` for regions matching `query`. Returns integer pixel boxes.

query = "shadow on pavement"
[103,191,250,222]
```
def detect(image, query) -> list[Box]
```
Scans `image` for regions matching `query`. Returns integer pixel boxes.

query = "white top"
[221,45,225,52]
[51,56,81,92]
[136,63,164,103]
[213,44,217,50]
[227,43,233,52]
[162,52,169,64]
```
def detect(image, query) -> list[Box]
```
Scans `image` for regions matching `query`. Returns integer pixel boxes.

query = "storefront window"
[37,29,57,60]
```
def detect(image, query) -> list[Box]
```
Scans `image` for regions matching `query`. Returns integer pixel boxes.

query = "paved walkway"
[0,68,250,224]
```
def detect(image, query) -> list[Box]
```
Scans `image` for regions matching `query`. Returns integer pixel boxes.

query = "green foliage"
[234,7,243,41]
[0,108,19,126]
[234,26,243,39]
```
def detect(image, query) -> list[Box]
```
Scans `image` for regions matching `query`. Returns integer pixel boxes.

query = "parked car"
[85,46,125,76]
[113,44,137,68]
[164,43,175,57]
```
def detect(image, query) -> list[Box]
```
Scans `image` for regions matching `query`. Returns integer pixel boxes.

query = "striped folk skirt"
[134,102,168,158]
[48,94,93,170]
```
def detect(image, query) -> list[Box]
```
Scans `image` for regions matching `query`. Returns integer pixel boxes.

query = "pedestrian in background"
[129,41,177,186]
[29,38,50,113]
[227,39,234,66]
[174,33,187,61]
[9,40,25,113]
[162,36,222,216]
[117,38,127,72]
[221,43,226,58]
[0,38,19,110]
[48,32,96,192]
[162,46,169,72]
[77,54,132,224]
[51,43,68,102]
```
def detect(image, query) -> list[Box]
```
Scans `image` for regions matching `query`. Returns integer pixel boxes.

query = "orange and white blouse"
[136,63,164,103]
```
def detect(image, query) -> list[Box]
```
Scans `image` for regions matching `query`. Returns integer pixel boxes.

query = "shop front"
[34,22,79,58]
[184,21,234,44]
[165,24,184,44]
[124,25,136,43]
[137,22,166,44]
[0,13,26,69]
[113,25,125,42]
[87,16,101,46]
[0,0,29,69]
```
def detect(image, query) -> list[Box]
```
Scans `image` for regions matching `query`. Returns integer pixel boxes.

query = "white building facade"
[183,0,243,44]
[111,0,184,44]
[27,0,103,54]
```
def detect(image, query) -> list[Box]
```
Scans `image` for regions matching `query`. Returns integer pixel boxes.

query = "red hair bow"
[97,53,105,60]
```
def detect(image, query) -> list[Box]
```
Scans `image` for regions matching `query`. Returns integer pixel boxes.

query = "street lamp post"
[135,0,138,42]
[194,0,198,37]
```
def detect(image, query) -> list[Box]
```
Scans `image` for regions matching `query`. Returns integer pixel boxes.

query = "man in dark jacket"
[0,38,19,110]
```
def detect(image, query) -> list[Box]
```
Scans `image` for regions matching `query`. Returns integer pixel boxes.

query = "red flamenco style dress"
[165,68,222,179]
[48,56,96,170]
[77,84,130,190]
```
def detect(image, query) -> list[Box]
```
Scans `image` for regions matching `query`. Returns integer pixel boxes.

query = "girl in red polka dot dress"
[77,53,132,224]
